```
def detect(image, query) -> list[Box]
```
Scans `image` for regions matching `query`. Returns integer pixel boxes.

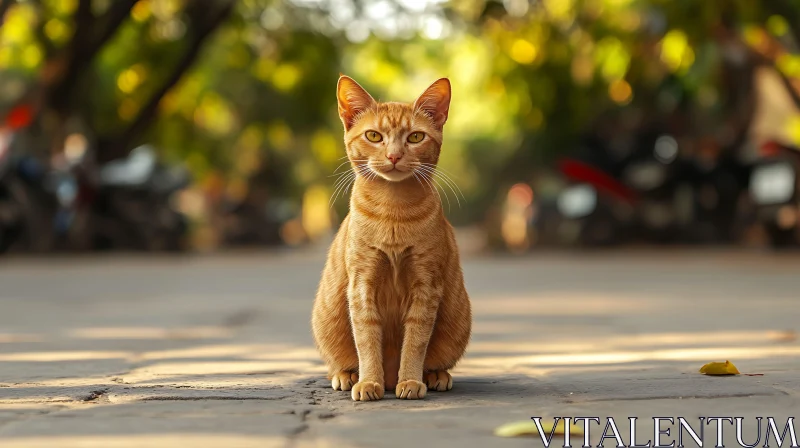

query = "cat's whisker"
[336,174,357,203]
[329,160,370,177]
[330,178,351,201]
[332,171,355,190]
[410,171,424,193]
[414,166,450,211]
[329,168,351,178]
[420,164,459,185]
[415,169,445,210]
[333,167,355,181]
[330,164,372,206]
[344,176,357,194]
[414,165,460,208]
[355,164,373,179]
[418,165,464,203]
[430,176,452,211]
[435,175,466,202]
[411,170,422,187]
[412,169,436,201]
[329,161,353,176]
[340,176,355,197]
[432,173,464,207]
[418,173,456,211]
[368,168,379,183]
[419,163,467,202]
[330,172,356,208]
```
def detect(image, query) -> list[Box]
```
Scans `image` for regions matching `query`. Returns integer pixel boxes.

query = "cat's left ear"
[337,75,376,131]
[413,78,451,129]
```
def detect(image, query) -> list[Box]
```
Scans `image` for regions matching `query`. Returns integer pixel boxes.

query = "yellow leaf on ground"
[699,360,740,375]
[495,419,584,438]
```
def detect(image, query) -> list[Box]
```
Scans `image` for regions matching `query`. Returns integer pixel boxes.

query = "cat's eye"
[407,132,425,143]
[365,131,383,142]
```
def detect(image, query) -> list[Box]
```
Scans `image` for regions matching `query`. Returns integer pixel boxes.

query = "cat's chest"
[381,246,411,272]
[376,246,413,313]
[357,219,423,249]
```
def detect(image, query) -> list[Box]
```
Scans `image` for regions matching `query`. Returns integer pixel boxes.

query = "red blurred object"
[5,104,34,130]
[557,158,638,204]
[759,141,782,157]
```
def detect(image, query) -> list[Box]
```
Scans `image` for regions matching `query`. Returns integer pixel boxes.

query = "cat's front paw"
[351,381,384,401]
[395,379,427,399]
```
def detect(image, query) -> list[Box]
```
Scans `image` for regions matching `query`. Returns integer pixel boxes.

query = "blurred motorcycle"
[684,147,751,244]
[97,145,190,251]
[617,131,687,243]
[0,127,55,254]
[50,144,190,251]
[555,157,637,246]
[748,141,800,248]
[552,129,750,247]
[0,128,21,252]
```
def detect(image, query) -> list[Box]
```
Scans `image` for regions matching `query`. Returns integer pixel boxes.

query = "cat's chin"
[375,169,413,182]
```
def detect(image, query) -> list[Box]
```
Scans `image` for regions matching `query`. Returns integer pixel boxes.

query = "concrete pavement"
[0,250,799,447]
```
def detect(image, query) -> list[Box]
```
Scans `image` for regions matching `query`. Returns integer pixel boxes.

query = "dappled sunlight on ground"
[66,327,234,340]
[121,360,320,382]
[470,294,667,316]
[0,334,43,344]
[0,351,130,362]
[460,344,800,370]
[3,324,799,403]
[470,329,797,348]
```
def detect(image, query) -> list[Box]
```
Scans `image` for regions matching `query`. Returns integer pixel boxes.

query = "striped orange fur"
[311,76,472,401]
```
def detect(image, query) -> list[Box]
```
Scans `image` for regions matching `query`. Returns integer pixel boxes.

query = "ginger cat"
[311,76,472,401]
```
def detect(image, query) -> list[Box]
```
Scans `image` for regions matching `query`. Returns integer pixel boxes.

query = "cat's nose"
[387,154,402,165]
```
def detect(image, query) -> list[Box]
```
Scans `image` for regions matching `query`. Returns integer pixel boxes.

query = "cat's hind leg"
[422,286,471,392]
[312,264,359,390]
[331,370,359,391]
[424,370,453,391]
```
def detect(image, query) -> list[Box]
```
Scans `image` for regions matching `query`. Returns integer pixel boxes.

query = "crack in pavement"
[82,389,109,402]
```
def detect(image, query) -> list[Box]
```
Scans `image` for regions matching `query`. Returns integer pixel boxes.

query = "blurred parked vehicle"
[684,146,752,244]
[0,128,27,253]
[555,156,636,246]
[749,141,800,248]
[616,130,686,243]
[94,145,190,251]
[47,144,190,252]
[0,113,56,253]
[617,130,749,244]
[541,126,752,248]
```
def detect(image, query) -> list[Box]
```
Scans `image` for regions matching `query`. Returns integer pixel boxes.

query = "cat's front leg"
[347,260,385,401]
[396,276,441,400]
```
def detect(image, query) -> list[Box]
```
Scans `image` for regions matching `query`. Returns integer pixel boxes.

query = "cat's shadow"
[299,374,548,408]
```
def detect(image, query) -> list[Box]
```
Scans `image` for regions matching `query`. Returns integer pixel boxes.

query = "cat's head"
[336,75,451,182]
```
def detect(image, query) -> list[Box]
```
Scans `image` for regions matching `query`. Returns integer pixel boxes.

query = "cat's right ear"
[337,75,376,131]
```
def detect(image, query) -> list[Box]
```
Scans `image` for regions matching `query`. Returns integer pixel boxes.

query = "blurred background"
[2,0,800,254]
